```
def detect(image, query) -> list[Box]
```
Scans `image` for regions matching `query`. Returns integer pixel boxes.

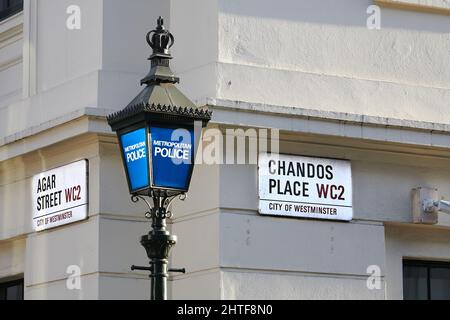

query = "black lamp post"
[107,17,212,300]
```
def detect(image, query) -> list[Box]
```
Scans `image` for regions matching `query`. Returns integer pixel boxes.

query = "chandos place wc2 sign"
[258,153,353,221]
[32,160,89,232]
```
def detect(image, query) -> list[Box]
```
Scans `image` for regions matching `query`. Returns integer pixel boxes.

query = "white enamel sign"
[32,160,88,231]
[258,154,353,221]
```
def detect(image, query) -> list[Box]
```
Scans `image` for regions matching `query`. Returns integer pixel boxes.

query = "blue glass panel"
[120,128,149,192]
[150,126,194,190]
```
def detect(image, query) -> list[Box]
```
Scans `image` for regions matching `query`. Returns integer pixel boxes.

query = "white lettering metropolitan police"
[124,141,146,162]
[153,140,191,160]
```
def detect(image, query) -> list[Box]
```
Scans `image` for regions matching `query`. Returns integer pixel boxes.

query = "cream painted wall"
[0,13,23,109]
[0,0,449,300]
[0,133,153,299]
[169,130,450,299]
[385,225,450,299]
[0,0,168,140]
[2,0,450,147]
[171,0,450,125]
[0,238,25,280]
[35,0,102,93]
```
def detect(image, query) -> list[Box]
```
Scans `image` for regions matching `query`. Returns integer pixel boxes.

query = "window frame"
[0,278,24,300]
[0,0,24,22]
[403,259,450,300]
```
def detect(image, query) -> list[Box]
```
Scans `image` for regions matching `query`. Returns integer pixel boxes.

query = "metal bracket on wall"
[412,187,450,224]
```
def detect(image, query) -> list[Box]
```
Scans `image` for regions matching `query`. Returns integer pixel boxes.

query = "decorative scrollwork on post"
[131,195,154,220]
[131,193,187,220]
[164,193,187,219]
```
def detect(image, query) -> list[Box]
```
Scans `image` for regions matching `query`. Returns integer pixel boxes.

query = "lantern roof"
[107,17,212,130]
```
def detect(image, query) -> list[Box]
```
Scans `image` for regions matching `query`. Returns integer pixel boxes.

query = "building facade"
[0,0,449,300]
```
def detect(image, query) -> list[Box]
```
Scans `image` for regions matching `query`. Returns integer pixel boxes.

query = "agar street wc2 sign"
[32,160,88,232]
[258,153,353,221]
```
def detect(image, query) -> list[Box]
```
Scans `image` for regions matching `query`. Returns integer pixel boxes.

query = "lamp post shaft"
[150,214,168,300]
[151,258,168,300]
[140,201,176,300]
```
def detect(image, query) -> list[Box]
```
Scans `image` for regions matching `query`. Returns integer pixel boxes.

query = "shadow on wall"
[219,0,450,33]
[0,158,27,241]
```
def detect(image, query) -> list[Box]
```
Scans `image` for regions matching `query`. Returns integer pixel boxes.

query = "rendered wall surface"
[0,0,449,300]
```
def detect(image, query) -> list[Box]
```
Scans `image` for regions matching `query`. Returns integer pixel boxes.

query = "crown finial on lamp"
[140,16,179,85]
[157,16,164,29]
[146,16,174,57]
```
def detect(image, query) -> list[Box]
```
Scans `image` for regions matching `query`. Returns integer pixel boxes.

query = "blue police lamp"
[107,17,211,197]
[107,17,211,300]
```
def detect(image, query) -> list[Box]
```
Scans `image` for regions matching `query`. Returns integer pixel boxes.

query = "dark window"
[0,279,24,300]
[0,0,23,21]
[403,260,450,300]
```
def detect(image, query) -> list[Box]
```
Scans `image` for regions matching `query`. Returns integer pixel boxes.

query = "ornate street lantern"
[107,17,212,300]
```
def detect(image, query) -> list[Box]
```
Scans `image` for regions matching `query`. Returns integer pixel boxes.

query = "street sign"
[258,153,353,221]
[32,160,89,231]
